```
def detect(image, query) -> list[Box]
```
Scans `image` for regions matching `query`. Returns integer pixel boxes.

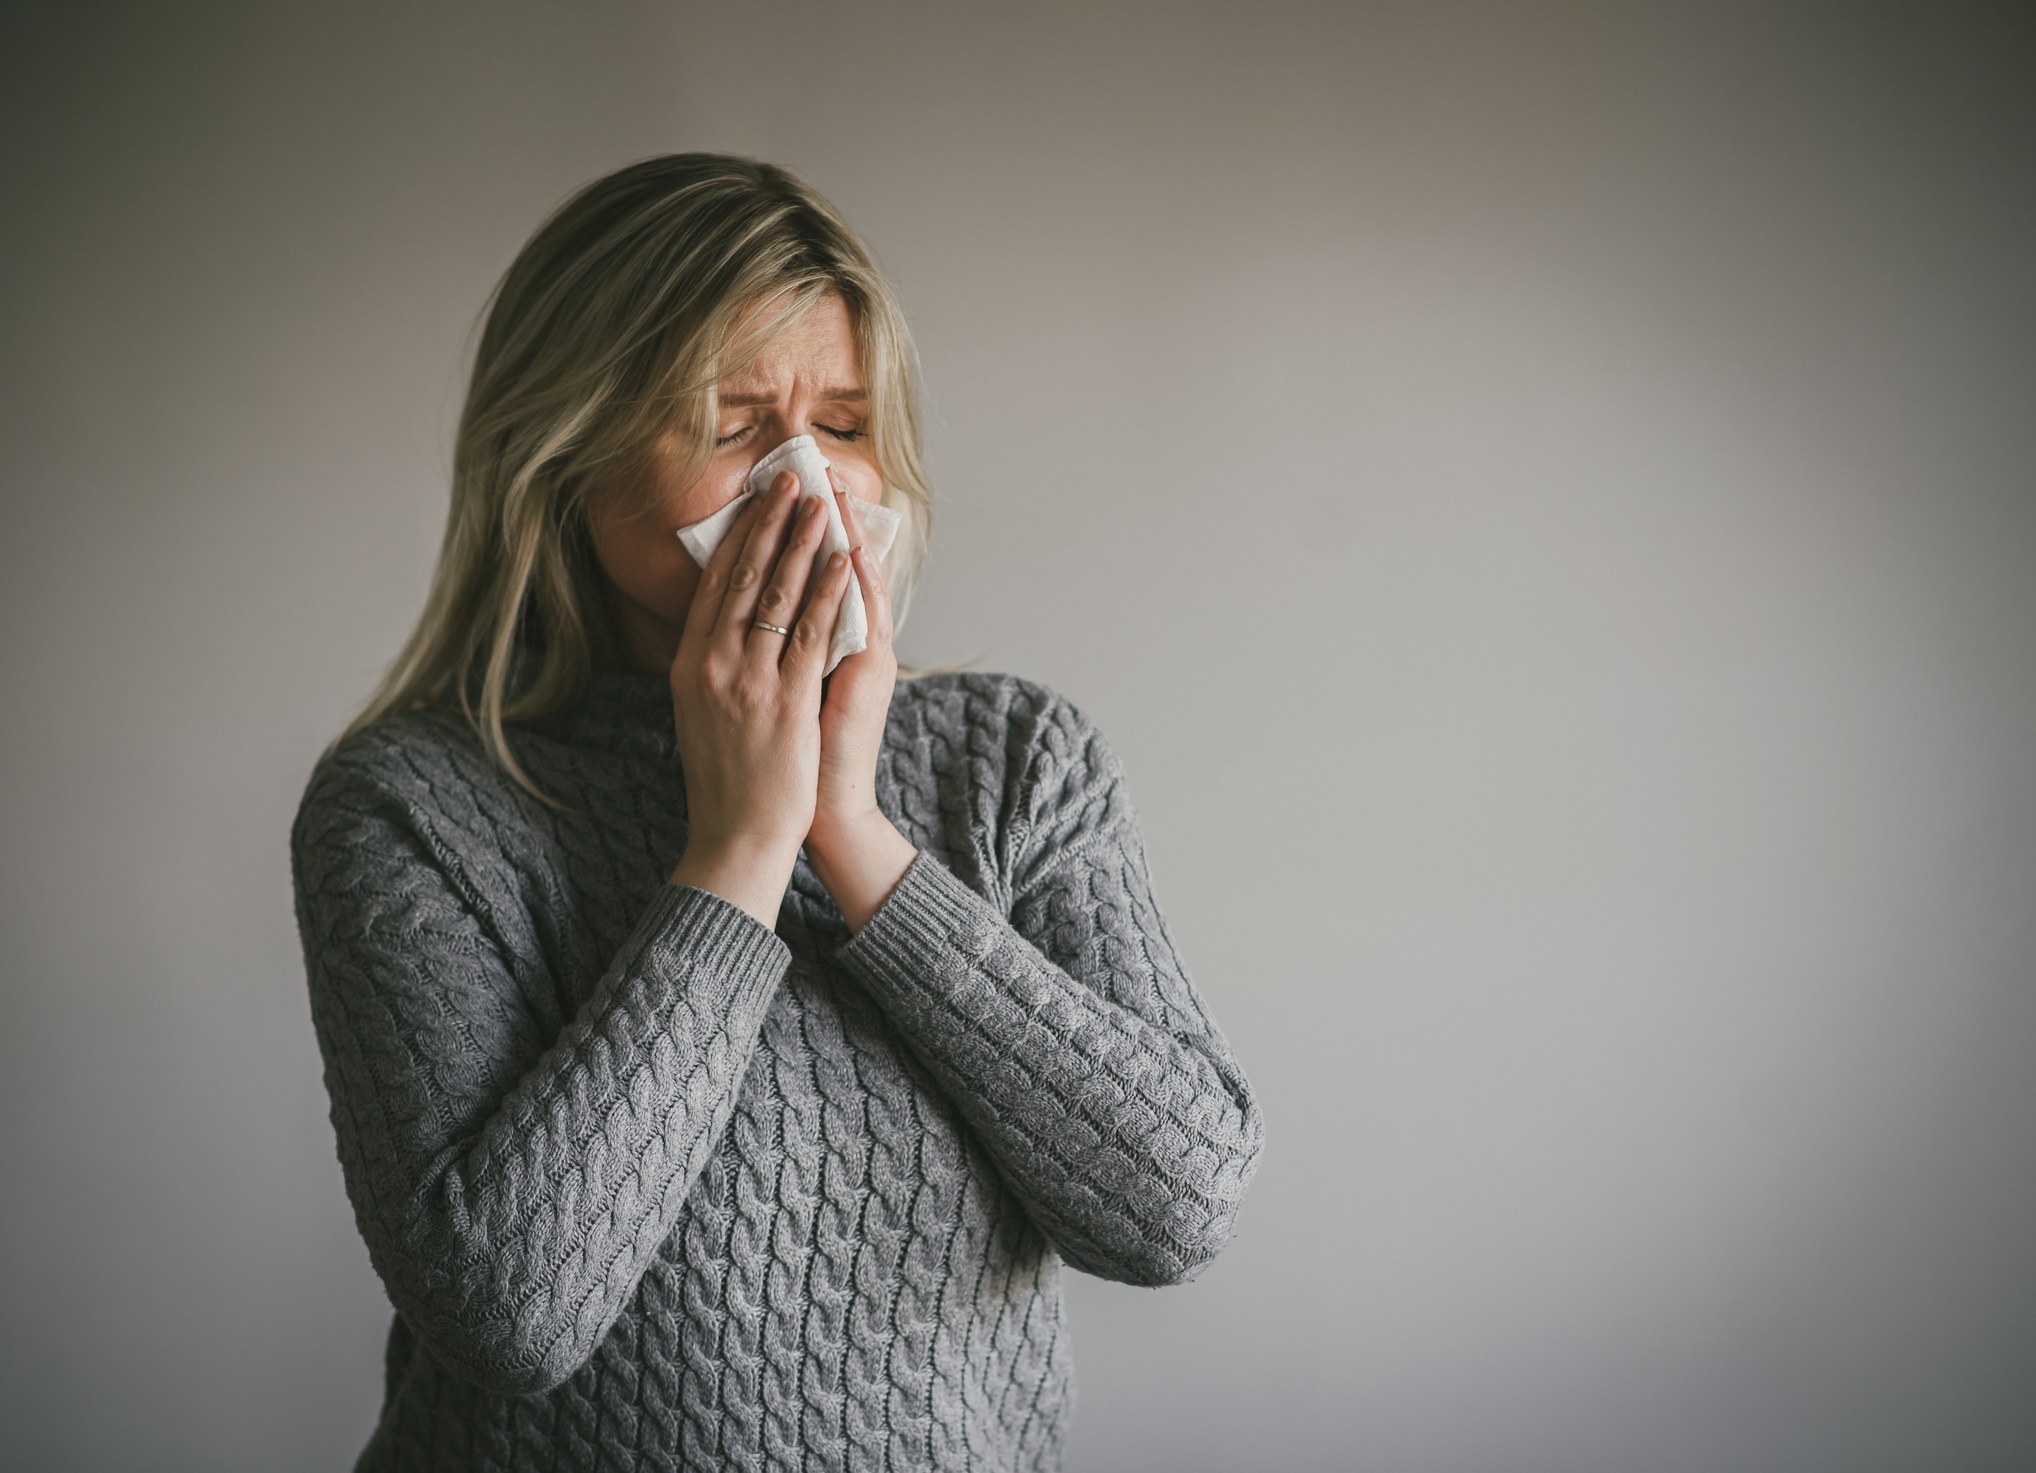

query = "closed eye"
[715,425,755,448]
[817,424,865,443]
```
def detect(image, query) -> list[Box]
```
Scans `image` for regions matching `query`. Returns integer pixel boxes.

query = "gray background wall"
[4,3,2033,1469]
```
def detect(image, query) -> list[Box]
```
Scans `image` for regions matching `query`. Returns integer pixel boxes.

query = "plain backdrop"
[3,3,2034,1469]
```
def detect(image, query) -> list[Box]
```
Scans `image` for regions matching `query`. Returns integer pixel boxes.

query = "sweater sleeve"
[835,698,1263,1286]
[291,753,789,1395]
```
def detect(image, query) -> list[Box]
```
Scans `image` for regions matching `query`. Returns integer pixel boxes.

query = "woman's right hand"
[666,470,854,927]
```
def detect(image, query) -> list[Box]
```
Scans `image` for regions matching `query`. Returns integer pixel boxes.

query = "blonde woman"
[292,154,1262,1472]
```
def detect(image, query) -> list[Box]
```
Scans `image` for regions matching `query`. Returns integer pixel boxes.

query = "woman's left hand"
[804,479,918,931]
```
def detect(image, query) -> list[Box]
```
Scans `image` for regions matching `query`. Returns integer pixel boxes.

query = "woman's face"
[588,291,882,676]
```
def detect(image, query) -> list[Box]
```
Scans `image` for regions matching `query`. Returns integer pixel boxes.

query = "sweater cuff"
[836,851,1001,1001]
[626,882,792,1007]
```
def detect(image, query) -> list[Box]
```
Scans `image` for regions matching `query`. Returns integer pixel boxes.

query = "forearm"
[804,807,918,932]
[670,800,916,934]
[837,852,1262,1285]
[310,882,788,1393]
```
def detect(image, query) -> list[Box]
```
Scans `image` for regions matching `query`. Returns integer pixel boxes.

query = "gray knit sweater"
[292,669,1261,1472]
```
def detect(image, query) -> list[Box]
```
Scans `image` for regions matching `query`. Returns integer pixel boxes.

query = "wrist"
[805,802,888,864]
[669,830,801,930]
[804,809,917,933]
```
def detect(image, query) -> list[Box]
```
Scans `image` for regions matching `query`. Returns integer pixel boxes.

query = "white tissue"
[674,435,903,674]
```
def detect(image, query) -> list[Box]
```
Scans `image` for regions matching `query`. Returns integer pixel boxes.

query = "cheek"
[676,462,751,523]
[589,508,700,622]
[827,448,884,505]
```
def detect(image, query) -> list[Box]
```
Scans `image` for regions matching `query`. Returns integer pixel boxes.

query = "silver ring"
[752,619,791,636]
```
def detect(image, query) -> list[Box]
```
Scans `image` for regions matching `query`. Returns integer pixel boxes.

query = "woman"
[293,153,1261,1473]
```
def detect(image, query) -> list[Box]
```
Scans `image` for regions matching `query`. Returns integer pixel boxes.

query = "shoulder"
[300,705,487,811]
[887,670,1117,778]
[882,672,1131,858]
[292,706,527,876]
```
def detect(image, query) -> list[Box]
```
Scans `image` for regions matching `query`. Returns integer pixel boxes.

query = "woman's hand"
[804,480,919,932]
[667,471,854,927]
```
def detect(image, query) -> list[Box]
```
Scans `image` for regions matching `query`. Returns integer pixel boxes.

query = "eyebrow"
[717,386,869,408]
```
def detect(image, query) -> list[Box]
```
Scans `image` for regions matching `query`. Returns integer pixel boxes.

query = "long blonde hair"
[345,154,932,793]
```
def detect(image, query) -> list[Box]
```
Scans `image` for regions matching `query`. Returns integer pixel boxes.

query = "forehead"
[719,293,860,393]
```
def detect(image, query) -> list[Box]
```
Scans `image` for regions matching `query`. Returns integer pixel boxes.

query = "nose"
[753,410,808,462]
[754,412,820,461]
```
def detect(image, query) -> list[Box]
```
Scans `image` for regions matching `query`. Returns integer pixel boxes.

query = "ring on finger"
[752,619,791,636]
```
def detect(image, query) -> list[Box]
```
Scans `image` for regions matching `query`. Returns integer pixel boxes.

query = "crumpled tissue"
[675,434,903,673]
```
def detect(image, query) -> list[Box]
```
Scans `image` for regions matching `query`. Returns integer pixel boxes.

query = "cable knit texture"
[293,670,1261,1472]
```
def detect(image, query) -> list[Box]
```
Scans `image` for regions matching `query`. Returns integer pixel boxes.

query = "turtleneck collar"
[526,666,677,758]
